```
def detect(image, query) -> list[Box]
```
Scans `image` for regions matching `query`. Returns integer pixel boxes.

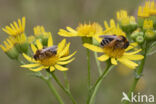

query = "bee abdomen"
[100,39,111,47]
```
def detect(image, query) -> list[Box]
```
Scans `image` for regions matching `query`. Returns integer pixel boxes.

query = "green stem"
[51,72,77,104]
[16,58,25,65]
[63,72,70,89]
[94,52,102,75]
[40,76,64,104]
[87,62,114,104]
[123,43,148,104]
[86,48,91,90]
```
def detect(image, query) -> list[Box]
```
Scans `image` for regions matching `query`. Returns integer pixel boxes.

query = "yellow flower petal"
[13,21,19,32]
[50,66,55,72]
[59,51,77,61]
[21,64,40,68]
[57,58,75,65]
[31,44,37,54]
[124,49,142,55]
[48,34,53,47]
[83,43,103,52]
[98,54,109,61]
[23,53,36,62]
[36,39,43,49]
[58,29,77,37]
[59,43,70,57]
[55,64,68,71]
[2,28,11,35]
[66,27,77,33]
[22,17,26,31]
[57,39,66,54]
[104,21,109,29]
[111,58,117,65]
[18,19,22,31]
[124,55,144,60]
[29,66,44,72]
[118,57,138,69]
[125,42,138,51]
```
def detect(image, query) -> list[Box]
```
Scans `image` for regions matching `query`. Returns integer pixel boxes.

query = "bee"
[33,45,57,60]
[99,35,129,49]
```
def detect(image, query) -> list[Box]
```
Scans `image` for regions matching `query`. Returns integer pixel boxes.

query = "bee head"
[33,54,38,60]
[123,41,129,49]
[33,50,41,60]
[120,36,127,41]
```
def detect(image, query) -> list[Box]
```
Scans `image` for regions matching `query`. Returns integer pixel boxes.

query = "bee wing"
[41,46,57,53]
[99,35,117,39]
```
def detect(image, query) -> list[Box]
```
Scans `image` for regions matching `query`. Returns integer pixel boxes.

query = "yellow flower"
[0,37,19,59]
[2,17,28,47]
[34,25,50,38]
[58,22,103,37]
[2,17,26,36]
[0,38,14,52]
[143,19,153,30]
[83,23,144,69]
[117,10,136,26]
[21,35,76,72]
[103,19,126,36]
[33,25,51,45]
[138,0,156,17]
[27,35,35,43]
[83,41,144,69]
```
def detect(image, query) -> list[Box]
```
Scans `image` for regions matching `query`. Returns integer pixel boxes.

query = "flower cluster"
[0,17,76,72]
[1,1,156,104]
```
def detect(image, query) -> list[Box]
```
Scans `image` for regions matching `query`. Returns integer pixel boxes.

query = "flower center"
[103,46,125,58]
[39,55,59,66]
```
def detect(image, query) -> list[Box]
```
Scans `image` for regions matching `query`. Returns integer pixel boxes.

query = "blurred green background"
[0,0,156,104]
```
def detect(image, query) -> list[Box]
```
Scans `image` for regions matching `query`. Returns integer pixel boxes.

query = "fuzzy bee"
[99,35,129,49]
[33,45,57,60]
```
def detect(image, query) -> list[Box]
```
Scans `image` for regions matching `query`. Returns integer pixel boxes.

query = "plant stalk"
[123,43,148,104]
[41,76,64,104]
[87,62,114,104]
[51,72,77,104]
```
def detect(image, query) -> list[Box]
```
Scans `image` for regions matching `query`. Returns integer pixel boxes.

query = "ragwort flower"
[21,35,76,72]
[2,17,26,36]
[117,10,136,26]
[84,21,144,69]
[58,22,103,37]
[2,17,29,53]
[138,0,156,17]
[0,37,19,59]
[33,25,51,45]
[116,10,137,33]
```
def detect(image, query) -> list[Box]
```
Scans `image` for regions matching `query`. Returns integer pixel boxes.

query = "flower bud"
[15,42,29,53]
[131,31,144,40]
[145,30,156,41]
[0,39,19,59]
[6,47,19,59]
[136,35,144,44]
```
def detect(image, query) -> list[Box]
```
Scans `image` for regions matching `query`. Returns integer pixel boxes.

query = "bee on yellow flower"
[84,20,144,69]
[21,35,76,72]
